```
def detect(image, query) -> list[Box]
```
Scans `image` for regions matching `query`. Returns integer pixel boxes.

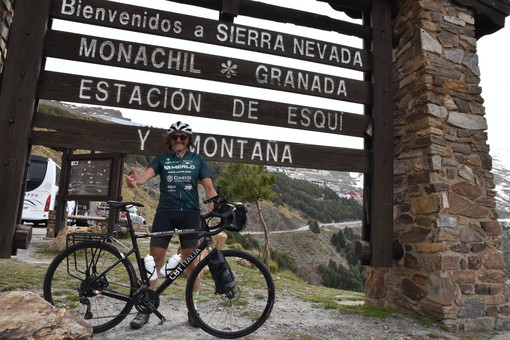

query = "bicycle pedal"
[150,308,166,324]
[158,317,167,326]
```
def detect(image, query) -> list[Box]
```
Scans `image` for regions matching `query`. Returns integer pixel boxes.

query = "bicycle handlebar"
[198,196,236,236]
[108,194,238,237]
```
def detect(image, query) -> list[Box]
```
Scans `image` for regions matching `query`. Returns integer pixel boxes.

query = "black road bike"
[43,195,275,339]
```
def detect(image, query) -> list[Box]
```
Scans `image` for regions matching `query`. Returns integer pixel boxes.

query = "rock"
[0,291,92,340]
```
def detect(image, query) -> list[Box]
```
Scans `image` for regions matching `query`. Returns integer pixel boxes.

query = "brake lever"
[203,194,220,204]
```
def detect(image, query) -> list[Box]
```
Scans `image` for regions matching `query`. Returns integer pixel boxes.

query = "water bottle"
[144,255,157,281]
[160,254,181,276]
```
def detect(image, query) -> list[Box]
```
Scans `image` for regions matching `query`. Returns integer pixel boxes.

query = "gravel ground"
[14,228,510,340]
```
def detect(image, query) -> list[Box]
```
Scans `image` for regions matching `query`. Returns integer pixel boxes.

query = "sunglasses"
[171,134,189,141]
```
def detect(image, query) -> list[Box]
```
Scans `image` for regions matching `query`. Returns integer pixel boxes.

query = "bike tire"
[185,249,275,339]
[43,241,137,333]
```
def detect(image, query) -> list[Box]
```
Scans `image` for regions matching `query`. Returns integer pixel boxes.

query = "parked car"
[96,202,146,226]
[119,206,146,226]
[96,202,109,218]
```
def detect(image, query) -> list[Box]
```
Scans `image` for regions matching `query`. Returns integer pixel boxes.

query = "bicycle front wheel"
[43,241,137,333]
[186,249,275,339]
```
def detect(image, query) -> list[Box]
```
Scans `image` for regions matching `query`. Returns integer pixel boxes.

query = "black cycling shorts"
[150,211,200,250]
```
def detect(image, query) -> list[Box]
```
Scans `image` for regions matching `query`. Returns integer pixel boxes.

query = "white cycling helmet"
[167,121,192,135]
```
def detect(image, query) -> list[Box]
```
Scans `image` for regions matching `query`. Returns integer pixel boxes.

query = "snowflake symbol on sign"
[220,60,238,78]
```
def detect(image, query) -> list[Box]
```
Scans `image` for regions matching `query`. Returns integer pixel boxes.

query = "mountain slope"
[492,146,510,220]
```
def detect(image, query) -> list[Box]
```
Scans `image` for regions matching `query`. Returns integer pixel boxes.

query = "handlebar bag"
[222,202,248,232]
[208,249,235,295]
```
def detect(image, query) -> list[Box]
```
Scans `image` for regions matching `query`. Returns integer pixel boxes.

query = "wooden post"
[360,0,395,267]
[0,0,52,258]
[54,149,73,236]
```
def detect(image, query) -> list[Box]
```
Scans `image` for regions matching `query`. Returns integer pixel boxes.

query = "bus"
[22,155,61,227]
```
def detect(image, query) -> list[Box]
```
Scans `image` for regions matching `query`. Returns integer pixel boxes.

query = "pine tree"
[217,164,276,267]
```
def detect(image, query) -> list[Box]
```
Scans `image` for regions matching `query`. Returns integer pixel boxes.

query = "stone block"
[428,274,454,305]
[449,191,490,218]
[416,242,445,253]
[460,284,475,295]
[452,182,482,200]
[404,253,420,270]
[437,228,461,242]
[479,271,506,283]
[447,111,487,130]
[472,242,487,252]
[401,278,426,300]
[422,253,442,271]
[441,254,464,270]
[460,226,482,243]
[458,297,486,318]
[412,194,441,214]
[476,284,492,295]
[407,172,430,185]
[449,242,470,253]
[438,215,458,228]
[496,317,510,331]
[484,250,505,270]
[483,294,507,306]
[480,220,501,236]
[421,300,446,320]
[401,226,431,243]
[499,305,510,316]
[364,271,387,299]
[468,254,483,269]
[452,270,475,283]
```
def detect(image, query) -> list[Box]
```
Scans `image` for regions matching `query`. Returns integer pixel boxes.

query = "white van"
[22,155,61,227]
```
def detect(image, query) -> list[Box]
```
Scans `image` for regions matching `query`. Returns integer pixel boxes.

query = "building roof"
[454,0,510,38]
[324,0,510,39]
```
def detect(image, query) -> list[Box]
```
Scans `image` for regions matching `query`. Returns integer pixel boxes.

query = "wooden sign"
[31,112,369,173]
[38,71,370,138]
[51,0,371,71]
[0,0,396,266]
[44,30,371,104]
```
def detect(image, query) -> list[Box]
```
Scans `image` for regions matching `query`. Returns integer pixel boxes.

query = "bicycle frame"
[84,206,220,301]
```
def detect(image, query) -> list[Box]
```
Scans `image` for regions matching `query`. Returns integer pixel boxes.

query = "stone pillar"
[364,0,510,332]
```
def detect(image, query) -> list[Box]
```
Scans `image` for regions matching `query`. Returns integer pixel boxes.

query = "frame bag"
[208,249,235,295]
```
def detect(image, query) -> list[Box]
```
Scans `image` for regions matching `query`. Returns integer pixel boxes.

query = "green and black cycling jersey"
[149,151,212,212]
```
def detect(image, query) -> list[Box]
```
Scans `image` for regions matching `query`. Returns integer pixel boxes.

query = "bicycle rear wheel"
[185,249,275,339]
[43,241,137,333]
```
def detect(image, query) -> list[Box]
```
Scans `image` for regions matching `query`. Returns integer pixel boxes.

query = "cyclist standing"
[125,121,217,329]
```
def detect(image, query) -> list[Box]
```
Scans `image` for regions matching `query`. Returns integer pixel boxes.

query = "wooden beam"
[43,31,371,104]
[365,0,394,267]
[0,0,51,258]
[38,71,370,138]
[166,0,371,38]
[50,0,371,71]
[31,113,370,173]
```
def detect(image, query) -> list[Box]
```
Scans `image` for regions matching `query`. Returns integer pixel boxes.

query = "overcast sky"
[478,23,510,153]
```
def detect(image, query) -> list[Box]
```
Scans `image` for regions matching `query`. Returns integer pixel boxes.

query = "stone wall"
[364,0,510,332]
[0,0,14,75]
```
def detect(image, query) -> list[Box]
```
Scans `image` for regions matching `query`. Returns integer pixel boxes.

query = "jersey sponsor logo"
[184,184,192,190]
[166,175,192,182]
[163,164,196,170]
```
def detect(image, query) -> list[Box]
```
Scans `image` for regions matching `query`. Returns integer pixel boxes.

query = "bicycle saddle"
[107,201,144,209]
